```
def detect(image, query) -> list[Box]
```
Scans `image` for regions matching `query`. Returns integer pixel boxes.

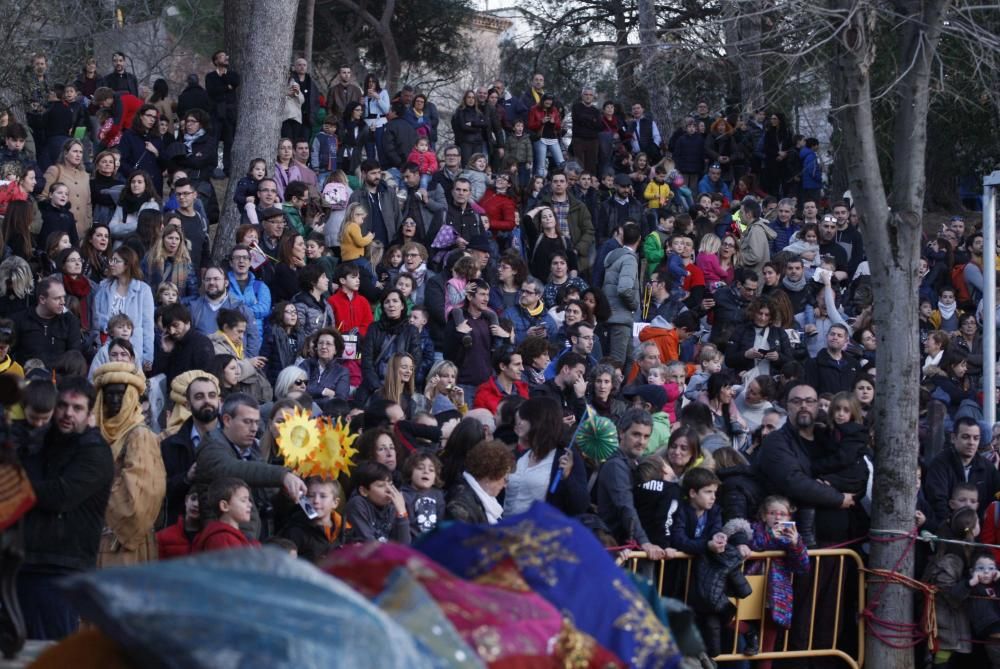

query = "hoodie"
[603,245,640,325]
[738,219,777,276]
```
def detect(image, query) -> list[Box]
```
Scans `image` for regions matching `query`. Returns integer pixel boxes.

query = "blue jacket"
[227,271,271,342]
[299,357,350,402]
[92,278,155,365]
[670,502,722,555]
[697,174,732,200]
[310,132,338,173]
[186,293,261,356]
[799,146,822,190]
[504,303,558,345]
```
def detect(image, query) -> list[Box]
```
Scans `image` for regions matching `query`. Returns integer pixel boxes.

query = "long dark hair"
[150,78,169,103]
[517,396,565,459]
[440,417,486,488]
[120,170,160,213]
[363,74,381,93]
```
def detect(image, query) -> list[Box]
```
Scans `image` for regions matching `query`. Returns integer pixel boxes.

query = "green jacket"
[642,229,670,279]
[645,410,673,454]
[541,193,595,272]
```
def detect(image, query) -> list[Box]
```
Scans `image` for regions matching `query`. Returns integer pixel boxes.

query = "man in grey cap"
[597,172,643,247]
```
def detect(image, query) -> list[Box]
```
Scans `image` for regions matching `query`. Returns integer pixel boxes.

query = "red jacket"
[478,188,517,233]
[192,521,260,553]
[328,289,373,337]
[527,105,562,136]
[156,517,195,560]
[473,375,529,413]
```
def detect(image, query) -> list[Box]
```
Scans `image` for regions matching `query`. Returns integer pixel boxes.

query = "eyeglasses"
[184,118,199,124]
[787,397,819,406]
[109,257,124,265]
[293,379,307,387]
[521,289,539,295]
[721,241,736,248]
[175,190,195,197]
[405,252,421,258]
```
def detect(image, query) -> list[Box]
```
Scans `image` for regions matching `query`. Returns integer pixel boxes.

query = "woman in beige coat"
[42,138,92,238]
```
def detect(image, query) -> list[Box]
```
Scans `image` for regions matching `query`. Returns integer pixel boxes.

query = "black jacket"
[278,508,342,563]
[165,130,217,180]
[531,379,587,423]
[753,423,846,509]
[261,323,303,385]
[359,318,423,394]
[445,481,488,524]
[709,285,750,344]
[717,464,764,523]
[152,327,215,388]
[21,426,113,571]
[724,322,794,373]
[159,417,204,527]
[633,479,681,547]
[176,84,212,120]
[924,446,1000,525]
[803,349,861,395]
[15,308,82,366]
[381,117,417,169]
[596,449,649,544]
[38,200,79,248]
[811,421,870,497]
[451,106,488,146]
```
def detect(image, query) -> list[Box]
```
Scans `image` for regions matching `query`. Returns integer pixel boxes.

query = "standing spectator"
[527,94,564,177]
[18,378,113,640]
[327,65,363,121]
[167,109,216,185]
[629,102,662,165]
[290,58,316,137]
[93,245,155,369]
[349,159,402,246]
[404,93,440,148]
[603,222,641,364]
[117,105,165,193]
[924,418,1000,525]
[444,279,509,399]
[170,178,211,271]
[338,101,370,174]
[149,78,175,138]
[15,276,82,365]
[101,52,139,95]
[41,138,91,237]
[362,74,390,161]
[452,90,488,166]
[541,172,594,274]
[281,75,306,142]
[175,75,212,122]
[193,394,308,539]
[670,118,706,188]
[803,325,860,395]
[570,87,602,175]
[93,362,166,567]
[737,200,775,277]
[382,103,418,176]
[205,50,240,177]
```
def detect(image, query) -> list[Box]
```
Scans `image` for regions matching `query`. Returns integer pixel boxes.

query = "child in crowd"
[376,244,403,287]
[633,454,681,550]
[87,313,134,379]
[444,256,481,320]
[919,298,935,338]
[646,364,681,424]
[967,552,1000,667]
[344,461,411,544]
[672,467,752,658]
[155,281,179,307]
[643,165,673,232]
[39,183,78,246]
[409,305,435,386]
[278,477,344,563]
[685,345,723,402]
[643,211,676,279]
[406,136,438,189]
[670,171,693,212]
[234,158,266,225]
[747,495,810,655]
[506,119,533,188]
[922,508,980,667]
[461,153,492,202]
[311,117,339,183]
[192,478,260,553]
[929,286,963,332]
[400,452,446,537]
[156,490,199,560]
[328,264,372,390]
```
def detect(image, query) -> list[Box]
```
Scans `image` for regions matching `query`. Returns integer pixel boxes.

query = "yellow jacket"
[643,181,673,209]
[340,221,374,261]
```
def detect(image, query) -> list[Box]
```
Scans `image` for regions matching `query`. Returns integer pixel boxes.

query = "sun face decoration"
[275,408,322,471]
[276,410,358,480]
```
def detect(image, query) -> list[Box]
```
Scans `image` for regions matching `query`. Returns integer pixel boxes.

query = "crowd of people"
[3,49,1000,668]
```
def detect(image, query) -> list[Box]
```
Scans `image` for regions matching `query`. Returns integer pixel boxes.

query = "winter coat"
[21,426,114,571]
[343,494,411,544]
[193,520,259,552]
[299,357,350,403]
[803,349,861,396]
[478,188,517,233]
[924,446,1000,526]
[799,146,822,190]
[360,317,423,393]
[603,246,640,326]
[42,162,92,236]
[165,130,216,181]
[753,423,847,510]
[810,421,870,497]
[540,194,594,271]
[348,182,403,242]
[445,482,489,524]
[473,376,529,414]
[451,106,488,146]
[109,199,160,241]
[156,517,195,560]
[596,449,651,545]
[717,464,765,523]
[504,303,558,345]
[739,219,777,276]
[597,196,644,245]
[93,278,155,365]
[117,128,165,192]
[38,200,79,248]
[209,331,273,404]
[724,322,794,373]
[633,479,682,547]
[527,105,563,138]
[672,132,707,174]
[159,417,202,527]
[506,133,532,164]
[261,323,304,385]
[689,519,754,615]
[381,117,418,169]
[150,327,215,389]
[227,271,271,342]
[748,522,810,628]
[278,508,343,563]
[922,550,972,652]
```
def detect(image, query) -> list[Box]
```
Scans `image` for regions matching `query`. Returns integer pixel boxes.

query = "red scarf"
[63,274,91,330]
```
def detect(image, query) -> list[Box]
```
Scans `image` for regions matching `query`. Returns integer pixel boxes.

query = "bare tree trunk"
[614,13,638,101]
[213,0,300,262]
[302,0,316,65]
[333,0,400,93]
[738,2,764,113]
[223,0,252,70]
[832,1,950,667]
[637,0,671,138]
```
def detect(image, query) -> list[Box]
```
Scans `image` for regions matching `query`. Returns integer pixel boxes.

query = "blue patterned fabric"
[59,547,436,669]
[416,502,683,669]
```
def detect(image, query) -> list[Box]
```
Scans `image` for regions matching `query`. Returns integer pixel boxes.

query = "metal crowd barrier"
[621,548,866,668]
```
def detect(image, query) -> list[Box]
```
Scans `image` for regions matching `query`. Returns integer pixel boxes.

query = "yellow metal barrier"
[621,548,866,668]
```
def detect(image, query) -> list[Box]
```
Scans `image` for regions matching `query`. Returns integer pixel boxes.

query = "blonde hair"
[424,360,458,398]
[144,223,193,293]
[323,169,349,188]
[758,494,795,520]
[698,233,721,255]
[369,239,385,266]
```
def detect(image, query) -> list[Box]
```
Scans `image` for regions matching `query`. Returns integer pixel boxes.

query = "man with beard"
[187,265,261,356]
[18,377,113,640]
[93,363,166,567]
[153,303,215,387]
[753,383,855,546]
[160,375,221,526]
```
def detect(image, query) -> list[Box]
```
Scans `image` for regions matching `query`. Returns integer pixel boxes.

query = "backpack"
[950,262,974,308]
[322,182,350,211]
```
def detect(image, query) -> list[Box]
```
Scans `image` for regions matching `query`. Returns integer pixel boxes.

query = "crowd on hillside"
[3,49,1000,668]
